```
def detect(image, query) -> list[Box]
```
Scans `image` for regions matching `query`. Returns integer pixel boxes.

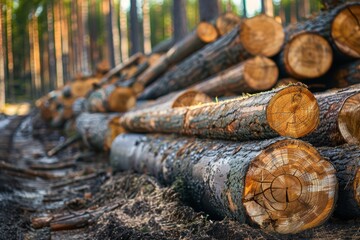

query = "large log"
[122,84,319,140]
[110,134,337,234]
[302,84,360,146]
[190,56,278,97]
[136,22,219,88]
[277,32,333,79]
[139,15,284,100]
[319,144,360,219]
[285,2,360,60]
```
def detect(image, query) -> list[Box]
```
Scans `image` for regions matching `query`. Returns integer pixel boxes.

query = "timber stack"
[33,1,360,235]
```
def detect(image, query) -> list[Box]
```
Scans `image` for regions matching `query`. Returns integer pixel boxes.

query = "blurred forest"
[0,0,323,105]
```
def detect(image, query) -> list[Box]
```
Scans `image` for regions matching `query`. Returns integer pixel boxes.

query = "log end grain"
[338,93,360,144]
[197,22,219,43]
[243,56,278,91]
[266,85,319,138]
[105,116,126,151]
[284,33,333,79]
[240,15,284,57]
[331,4,360,58]
[171,90,213,108]
[215,12,242,36]
[108,87,137,112]
[243,139,337,234]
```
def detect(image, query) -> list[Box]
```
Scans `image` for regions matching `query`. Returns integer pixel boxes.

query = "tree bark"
[151,38,174,54]
[47,3,57,90]
[302,85,360,146]
[142,0,152,54]
[139,15,284,99]
[172,0,188,43]
[119,1,129,61]
[199,0,219,22]
[54,1,64,88]
[190,56,278,97]
[110,134,337,234]
[319,144,360,219]
[136,22,218,88]
[122,85,319,140]
[329,60,360,88]
[130,0,140,55]
[0,3,5,110]
[6,2,13,98]
[106,0,115,68]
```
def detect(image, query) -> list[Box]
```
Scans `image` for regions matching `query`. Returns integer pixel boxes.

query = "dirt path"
[0,112,360,239]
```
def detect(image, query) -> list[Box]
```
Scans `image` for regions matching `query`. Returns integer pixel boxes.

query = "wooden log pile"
[34,1,360,235]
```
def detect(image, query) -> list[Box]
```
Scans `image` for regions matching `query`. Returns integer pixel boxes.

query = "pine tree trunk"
[302,85,360,146]
[110,134,337,234]
[6,2,13,99]
[130,0,140,55]
[0,3,5,110]
[122,85,319,140]
[105,0,115,68]
[190,56,278,97]
[319,144,360,219]
[199,0,219,21]
[142,0,152,54]
[139,15,284,99]
[119,1,129,61]
[173,0,188,43]
[47,3,57,90]
[54,1,64,87]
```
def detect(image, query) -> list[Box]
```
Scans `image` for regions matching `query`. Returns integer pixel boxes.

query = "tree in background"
[172,0,187,42]
[0,2,5,109]
[130,0,140,55]
[199,0,219,21]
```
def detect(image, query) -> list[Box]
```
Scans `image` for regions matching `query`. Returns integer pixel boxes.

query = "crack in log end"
[331,4,360,58]
[239,15,284,57]
[338,93,360,144]
[243,139,337,234]
[266,86,319,138]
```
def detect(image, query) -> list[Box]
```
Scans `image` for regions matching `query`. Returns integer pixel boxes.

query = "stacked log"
[110,134,337,234]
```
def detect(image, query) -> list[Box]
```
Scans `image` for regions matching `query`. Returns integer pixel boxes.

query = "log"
[302,84,360,146]
[329,59,360,88]
[136,22,219,87]
[277,32,333,79]
[110,134,337,234]
[318,144,360,219]
[215,12,242,36]
[285,2,360,59]
[190,56,278,97]
[122,84,319,140]
[139,15,284,100]
[151,38,174,54]
[87,84,136,113]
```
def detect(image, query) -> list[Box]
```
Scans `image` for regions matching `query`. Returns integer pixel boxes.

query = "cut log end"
[105,116,126,151]
[197,22,219,43]
[243,139,337,234]
[240,14,284,57]
[338,93,360,144]
[275,78,299,88]
[243,56,278,90]
[108,88,137,112]
[284,33,333,79]
[215,12,242,36]
[266,85,319,138]
[331,5,360,58]
[171,90,213,108]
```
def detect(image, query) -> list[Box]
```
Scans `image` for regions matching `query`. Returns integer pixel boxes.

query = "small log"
[136,22,219,87]
[139,15,284,100]
[319,144,360,219]
[47,134,82,157]
[151,38,174,54]
[277,32,333,79]
[330,59,360,88]
[122,84,319,140]
[190,56,278,97]
[302,84,360,146]
[215,12,242,36]
[110,134,337,234]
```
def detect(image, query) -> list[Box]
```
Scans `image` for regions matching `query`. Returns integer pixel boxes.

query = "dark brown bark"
[172,0,188,43]
[199,0,219,22]
[319,144,360,219]
[130,0,140,55]
[122,85,319,140]
[190,56,278,97]
[302,85,360,146]
[329,60,360,88]
[139,15,284,99]
[151,38,174,54]
[110,134,337,234]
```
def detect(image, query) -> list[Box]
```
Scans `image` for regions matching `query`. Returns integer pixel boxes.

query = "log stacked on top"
[34,1,360,235]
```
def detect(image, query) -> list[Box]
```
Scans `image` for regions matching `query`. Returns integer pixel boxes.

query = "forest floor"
[1,112,360,240]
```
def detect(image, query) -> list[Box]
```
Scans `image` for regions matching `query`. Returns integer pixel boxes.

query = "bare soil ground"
[1,112,360,240]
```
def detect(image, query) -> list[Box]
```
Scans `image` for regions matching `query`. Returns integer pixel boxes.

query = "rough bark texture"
[284,2,360,60]
[302,85,360,146]
[110,134,337,234]
[122,85,319,140]
[190,56,278,97]
[136,23,218,87]
[139,15,284,100]
[319,144,360,219]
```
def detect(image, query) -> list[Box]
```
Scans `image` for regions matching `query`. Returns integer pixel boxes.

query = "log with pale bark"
[139,15,284,100]
[110,134,337,234]
[190,56,278,97]
[135,22,219,88]
[319,144,360,219]
[302,84,360,146]
[277,32,333,79]
[122,84,319,140]
[285,2,360,60]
